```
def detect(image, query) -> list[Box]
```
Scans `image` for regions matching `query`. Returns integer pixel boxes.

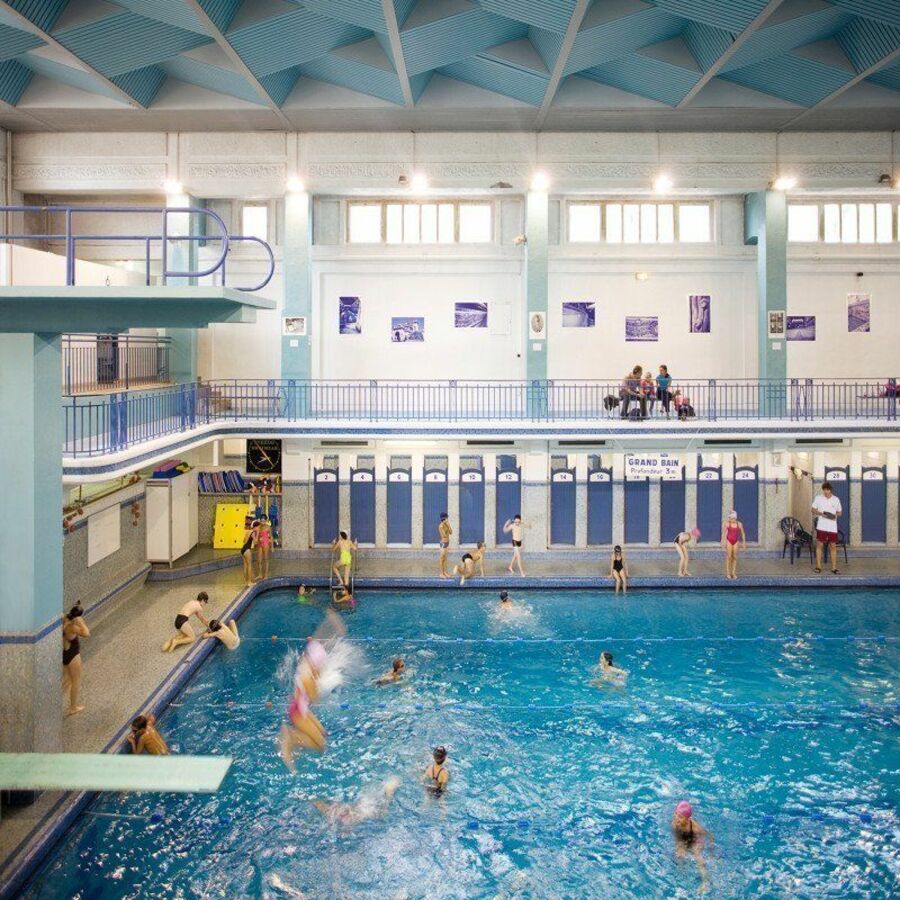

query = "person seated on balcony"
[811,481,842,575]
[454,541,485,586]
[641,369,657,416]
[656,365,673,418]
[620,366,646,419]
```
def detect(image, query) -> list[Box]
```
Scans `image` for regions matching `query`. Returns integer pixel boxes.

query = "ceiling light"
[163,179,183,195]
[410,172,429,192]
[635,272,650,282]
[530,171,550,192]
[653,173,673,194]
[286,176,305,193]
[772,175,797,191]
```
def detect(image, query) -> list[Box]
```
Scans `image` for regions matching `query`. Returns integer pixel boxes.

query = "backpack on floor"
[628,407,643,421]
[603,394,620,412]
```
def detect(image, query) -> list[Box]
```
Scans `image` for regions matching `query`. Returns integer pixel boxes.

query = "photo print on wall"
[562,301,595,327]
[847,293,870,333]
[689,295,711,333]
[283,316,307,336]
[786,315,816,341]
[339,296,362,335]
[454,302,488,328]
[625,316,658,342]
[391,317,425,342]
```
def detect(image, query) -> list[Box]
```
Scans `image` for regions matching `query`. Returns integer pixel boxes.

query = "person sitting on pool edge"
[128,713,169,755]
[375,657,405,685]
[425,746,450,794]
[672,800,712,893]
[202,618,240,650]
[609,545,628,594]
[454,541,485,586]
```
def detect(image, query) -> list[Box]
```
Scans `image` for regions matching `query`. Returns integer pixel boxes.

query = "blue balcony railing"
[62,378,899,457]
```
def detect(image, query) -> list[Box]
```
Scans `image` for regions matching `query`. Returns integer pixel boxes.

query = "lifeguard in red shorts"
[811,481,842,574]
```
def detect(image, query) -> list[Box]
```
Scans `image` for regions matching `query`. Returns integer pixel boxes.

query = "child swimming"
[202,618,240,650]
[296,584,317,604]
[375,657,405,685]
[672,800,712,893]
[279,639,328,771]
[331,586,357,612]
[609,545,628,594]
[593,650,628,685]
[312,777,401,828]
[424,746,450,794]
[128,713,168,755]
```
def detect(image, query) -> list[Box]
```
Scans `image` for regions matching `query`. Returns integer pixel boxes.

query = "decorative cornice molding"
[13,163,166,183]
[187,162,286,181]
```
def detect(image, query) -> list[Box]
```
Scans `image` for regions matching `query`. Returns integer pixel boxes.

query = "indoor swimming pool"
[25,588,899,898]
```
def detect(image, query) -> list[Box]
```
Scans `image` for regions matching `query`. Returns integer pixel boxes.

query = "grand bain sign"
[624,453,682,480]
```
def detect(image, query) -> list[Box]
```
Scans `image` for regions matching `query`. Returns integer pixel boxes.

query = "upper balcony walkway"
[63,378,900,478]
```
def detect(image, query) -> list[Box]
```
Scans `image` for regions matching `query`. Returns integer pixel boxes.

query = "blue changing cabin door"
[423,469,449,545]
[386,468,412,544]
[495,466,522,545]
[313,467,339,545]
[550,468,576,545]
[824,466,850,539]
[350,468,375,544]
[587,467,613,545]
[624,477,649,544]
[659,468,686,543]
[696,464,722,542]
[861,466,886,543]
[733,464,759,542]
[459,466,485,545]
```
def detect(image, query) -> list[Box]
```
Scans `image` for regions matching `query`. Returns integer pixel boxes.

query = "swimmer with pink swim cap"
[673,528,700,577]
[279,639,330,771]
[672,800,712,892]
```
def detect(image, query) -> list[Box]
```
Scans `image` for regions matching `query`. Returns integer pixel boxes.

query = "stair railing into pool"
[0,204,275,292]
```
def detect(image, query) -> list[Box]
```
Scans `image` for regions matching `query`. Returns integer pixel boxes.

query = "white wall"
[313,256,524,381]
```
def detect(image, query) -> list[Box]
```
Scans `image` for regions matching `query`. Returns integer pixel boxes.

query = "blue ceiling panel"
[528,26,565,70]
[197,0,243,33]
[299,54,404,104]
[55,12,210,77]
[110,65,167,106]
[258,66,303,105]
[114,1,208,36]
[163,54,263,103]
[0,21,42,61]
[867,58,900,90]
[836,15,900,71]
[401,7,527,76]
[229,9,369,77]
[830,1,900,29]
[409,69,433,100]
[581,51,701,105]
[722,52,854,106]
[440,53,548,104]
[9,0,67,33]
[564,7,685,75]
[21,52,125,102]
[394,0,419,29]
[476,0,577,34]
[0,58,31,104]
[682,20,734,71]
[651,0,767,33]
[720,6,854,73]
[300,0,388,35]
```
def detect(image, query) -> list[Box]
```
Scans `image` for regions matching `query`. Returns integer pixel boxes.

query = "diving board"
[0,754,232,794]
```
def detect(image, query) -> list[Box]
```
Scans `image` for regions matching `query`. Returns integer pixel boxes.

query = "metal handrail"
[0,203,236,287]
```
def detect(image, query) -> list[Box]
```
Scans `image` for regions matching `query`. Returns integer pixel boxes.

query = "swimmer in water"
[202,618,240,650]
[503,514,526,576]
[438,513,453,578]
[127,713,168,755]
[331,586,357,612]
[593,650,627,684]
[279,639,329,771]
[297,584,317,603]
[499,590,512,608]
[312,777,401,828]
[453,541,485,586]
[424,746,450,794]
[609,545,628,594]
[672,800,712,893]
[375,657,405,685]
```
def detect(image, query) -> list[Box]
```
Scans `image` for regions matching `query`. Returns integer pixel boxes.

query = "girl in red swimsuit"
[721,510,746,580]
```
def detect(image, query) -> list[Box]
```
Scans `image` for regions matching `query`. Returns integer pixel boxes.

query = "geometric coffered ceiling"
[0,0,899,131]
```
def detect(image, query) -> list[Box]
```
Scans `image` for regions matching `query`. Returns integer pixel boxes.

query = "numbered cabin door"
[459,467,485,545]
[313,468,339,545]
[423,469,449,545]
[824,467,850,538]
[624,476,649,544]
[861,466,886,543]
[495,466,522,545]
[696,463,722,542]
[350,468,375,544]
[659,467,686,543]
[386,468,412,544]
[587,467,613,545]
[733,464,759,542]
[550,468,576,545]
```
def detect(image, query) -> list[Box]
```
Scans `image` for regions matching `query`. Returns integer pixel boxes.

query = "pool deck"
[2,551,899,897]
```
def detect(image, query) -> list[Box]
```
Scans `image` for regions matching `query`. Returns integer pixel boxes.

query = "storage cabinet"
[146,471,199,565]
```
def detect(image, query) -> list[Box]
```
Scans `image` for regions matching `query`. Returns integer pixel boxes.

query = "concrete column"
[612,453,625,545]
[165,190,198,383]
[374,453,388,547]
[575,454,588,548]
[522,448,548,548]
[338,453,352,535]
[850,451,863,546]
[483,453,496,547]
[411,452,424,549]
[525,189,548,384]
[283,189,312,382]
[887,450,899,545]
[0,334,64,752]
[447,452,460,549]
[745,191,787,407]
[648,480,661,546]
[684,453,698,532]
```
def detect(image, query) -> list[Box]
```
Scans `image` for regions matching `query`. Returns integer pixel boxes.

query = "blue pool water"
[26,589,899,898]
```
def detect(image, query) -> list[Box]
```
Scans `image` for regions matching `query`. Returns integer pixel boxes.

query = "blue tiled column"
[282,189,312,382]
[525,189,548,384]
[165,191,198,384]
[0,333,63,752]
[745,191,787,414]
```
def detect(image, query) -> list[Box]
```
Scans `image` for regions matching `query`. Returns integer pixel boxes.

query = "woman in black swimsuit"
[241,520,259,587]
[672,801,711,891]
[62,605,90,716]
[609,544,628,594]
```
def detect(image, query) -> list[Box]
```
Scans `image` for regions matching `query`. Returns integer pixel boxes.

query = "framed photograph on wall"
[786,315,816,341]
[688,295,711,333]
[767,310,785,339]
[562,301,595,327]
[529,312,545,340]
[283,316,307,336]
[847,293,870,333]
[391,317,425,342]
[454,302,488,328]
[339,296,362,334]
[625,316,658,342]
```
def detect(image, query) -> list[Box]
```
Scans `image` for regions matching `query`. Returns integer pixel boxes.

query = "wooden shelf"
[198,492,283,497]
